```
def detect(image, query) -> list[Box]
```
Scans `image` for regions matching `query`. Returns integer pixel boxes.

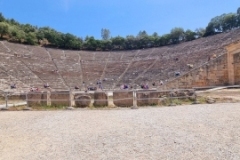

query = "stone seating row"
[0,28,240,91]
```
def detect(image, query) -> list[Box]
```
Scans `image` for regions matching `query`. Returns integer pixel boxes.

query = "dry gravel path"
[0,103,240,160]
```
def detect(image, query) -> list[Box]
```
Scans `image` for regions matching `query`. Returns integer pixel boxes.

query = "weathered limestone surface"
[136,90,195,106]
[163,42,240,89]
[113,91,133,107]
[8,94,26,100]
[75,95,91,108]
[50,91,70,106]
[164,54,228,89]
[137,91,159,106]
[93,92,108,107]
[27,92,47,107]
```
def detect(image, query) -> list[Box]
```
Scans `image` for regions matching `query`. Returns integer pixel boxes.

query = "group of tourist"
[10,80,165,91]
[120,80,164,90]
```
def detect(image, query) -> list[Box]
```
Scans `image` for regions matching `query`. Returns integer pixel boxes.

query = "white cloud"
[60,0,75,12]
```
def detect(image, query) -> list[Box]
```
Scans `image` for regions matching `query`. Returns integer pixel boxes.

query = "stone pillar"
[225,42,240,85]
[47,91,51,106]
[107,91,114,107]
[227,51,235,85]
[132,90,138,109]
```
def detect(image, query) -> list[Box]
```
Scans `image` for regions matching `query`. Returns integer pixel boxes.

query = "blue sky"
[0,0,240,39]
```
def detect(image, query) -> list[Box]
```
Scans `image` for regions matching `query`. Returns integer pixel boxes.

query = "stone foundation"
[50,91,70,107]
[24,89,194,108]
[93,92,108,107]
[113,91,133,107]
[27,92,47,107]
[75,95,91,108]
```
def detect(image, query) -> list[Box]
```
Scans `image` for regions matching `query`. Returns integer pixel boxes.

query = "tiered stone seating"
[19,57,62,88]
[120,50,139,61]
[3,41,32,56]
[53,58,82,88]
[94,51,109,61]
[103,61,130,89]
[0,55,42,87]
[0,41,11,53]
[30,46,50,59]
[107,51,123,61]
[0,28,240,91]
[119,59,155,85]
[0,65,30,91]
[81,60,105,86]
[79,51,95,61]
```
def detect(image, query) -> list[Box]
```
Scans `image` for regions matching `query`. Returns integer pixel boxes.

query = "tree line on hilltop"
[0,7,239,51]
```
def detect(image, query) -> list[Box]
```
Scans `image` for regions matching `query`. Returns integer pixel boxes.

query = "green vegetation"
[0,7,239,50]
[31,104,65,110]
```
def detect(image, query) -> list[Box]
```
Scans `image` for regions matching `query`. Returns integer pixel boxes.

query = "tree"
[0,13,5,22]
[152,32,159,38]
[125,35,137,49]
[136,31,150,48]
[152,32,160,46]
[59,33,82,49]
[237,7,240,15]
[195,28,205,38]
[101,40,112,50]
[7,18,20,26]
[25,32,37,45]
[21,24,37,33]
[159,34,171,46]
[204,22,215,36]
[236,7,240,26]
[222,13,237,31]
[111,36,125,49]
[210,15,223,32]
[9,25,19,41]
[101,28,110,40]
[15,29,26,43]
[170,27,184,44]
[184,29,196,41]
[83,36,98,50]
[0,22,9,38]
[137,30,148,39]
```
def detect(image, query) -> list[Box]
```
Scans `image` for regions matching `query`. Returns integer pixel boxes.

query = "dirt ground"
[0,103,240,160]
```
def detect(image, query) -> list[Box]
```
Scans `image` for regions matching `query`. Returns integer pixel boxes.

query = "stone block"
[8,94,26,100]
[75,95,91,108]
[137,91,159,106]
[93,92,108,107]
[27,92,47,107]
[113,91,133,107]
[50,91,70,107]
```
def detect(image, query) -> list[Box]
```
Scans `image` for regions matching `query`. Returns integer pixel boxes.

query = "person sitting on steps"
[44,83,50,88]
[10,84,16,89]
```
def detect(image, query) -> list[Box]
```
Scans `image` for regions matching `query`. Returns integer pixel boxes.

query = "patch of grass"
[172,99,182,105]
[197,96,207,104]
[159,97,195,106]
[31,105,66,110]
[150,103,158,106]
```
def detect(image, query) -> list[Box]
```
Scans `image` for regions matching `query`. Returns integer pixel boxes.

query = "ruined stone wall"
[50,91,70,106]
[234,52,240,84]
[163,54,229,89]
[113,91,133,107]
[24,89,195,107]
[93,92,108,107]
[136,90,194,106]
[74,92,94,108]
[27,92,47,107]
